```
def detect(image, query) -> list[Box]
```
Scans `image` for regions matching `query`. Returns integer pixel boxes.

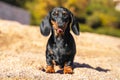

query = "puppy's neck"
[53,33,65,44]
[52,29,69,43]
[56,34,63,38]
[54,35,65,48]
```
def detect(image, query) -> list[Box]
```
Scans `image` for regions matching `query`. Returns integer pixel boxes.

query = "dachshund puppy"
[40,7,79,74]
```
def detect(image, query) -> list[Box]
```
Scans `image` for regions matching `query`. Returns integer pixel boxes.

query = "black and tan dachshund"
[40,7,79,74]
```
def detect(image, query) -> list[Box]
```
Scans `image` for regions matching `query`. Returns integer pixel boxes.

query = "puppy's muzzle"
[56,18,65,27]
[51,20,67,34]
[58,23,65,28]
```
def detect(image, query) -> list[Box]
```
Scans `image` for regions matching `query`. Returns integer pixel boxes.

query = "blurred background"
[0,0,120,37]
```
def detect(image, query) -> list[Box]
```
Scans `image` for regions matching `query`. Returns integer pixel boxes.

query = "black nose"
[57,18,64,27]
[58,23,64,28]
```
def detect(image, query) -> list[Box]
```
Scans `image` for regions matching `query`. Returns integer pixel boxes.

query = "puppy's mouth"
[56,28,64,33]
[51,20,68,34]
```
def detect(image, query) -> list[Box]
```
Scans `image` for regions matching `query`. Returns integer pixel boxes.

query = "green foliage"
[80,24,93,32]
[80,24,120,37]
[86,0,120,28]
[98,12,117,27]
[64,0,89,17]
[87,14,102,29]
[86,0,114,13]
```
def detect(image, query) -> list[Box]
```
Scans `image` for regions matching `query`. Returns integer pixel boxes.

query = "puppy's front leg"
[64,55,74,74]
[64,61,73,74]
[46,52,55,73]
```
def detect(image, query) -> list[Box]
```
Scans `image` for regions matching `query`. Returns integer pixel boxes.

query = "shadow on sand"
[74,62,110,72]
[56,62,110,74]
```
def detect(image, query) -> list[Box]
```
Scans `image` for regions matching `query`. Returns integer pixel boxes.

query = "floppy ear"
[40,13,51,36]
[71,14,80,35]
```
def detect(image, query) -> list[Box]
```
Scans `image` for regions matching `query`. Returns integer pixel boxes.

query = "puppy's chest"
[52,39,70,55]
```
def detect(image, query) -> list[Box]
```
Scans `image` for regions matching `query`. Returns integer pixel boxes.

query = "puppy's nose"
[57,18,64,27]
[58,23,64,28]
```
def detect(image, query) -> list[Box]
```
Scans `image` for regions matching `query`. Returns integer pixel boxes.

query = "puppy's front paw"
[46,66,55,73]
[64,66,73,74]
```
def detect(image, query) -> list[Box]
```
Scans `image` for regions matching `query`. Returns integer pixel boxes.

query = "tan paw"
[64,66,73,74]
[46,66,55,73]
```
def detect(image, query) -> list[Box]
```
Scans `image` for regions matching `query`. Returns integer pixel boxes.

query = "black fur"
[40,7,79,69]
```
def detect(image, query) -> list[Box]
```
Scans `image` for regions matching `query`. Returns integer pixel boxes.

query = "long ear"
[40,13,51,36]
[71,14,80,35]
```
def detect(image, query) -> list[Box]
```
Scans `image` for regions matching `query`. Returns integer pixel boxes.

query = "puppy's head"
[40,7,79,36]
[51,7,71,35]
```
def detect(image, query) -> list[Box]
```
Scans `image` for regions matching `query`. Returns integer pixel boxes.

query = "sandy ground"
[0,20,120,80]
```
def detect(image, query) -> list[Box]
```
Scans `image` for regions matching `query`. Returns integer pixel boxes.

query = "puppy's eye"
[53,12,58,16]
[62,12,67,17]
